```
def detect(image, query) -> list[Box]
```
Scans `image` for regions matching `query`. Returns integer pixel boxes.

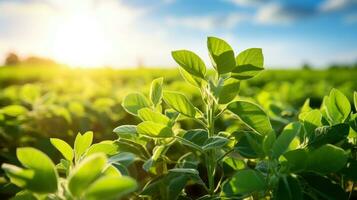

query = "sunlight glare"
[52,12,110,67]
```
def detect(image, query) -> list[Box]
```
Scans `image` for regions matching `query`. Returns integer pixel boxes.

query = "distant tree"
[23,56,57,66]
[302,62,311,70]
[4,52,20,66]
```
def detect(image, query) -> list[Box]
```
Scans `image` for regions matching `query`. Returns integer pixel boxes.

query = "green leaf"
[272,122,301,158]
[171,50,206,78]
[16,147,58,193]
[235,132,264,158]
[207,36,236,74]
[353,91,357,110]
[183,129,208,147]
[143,145,166,173]
[309,123,349,147]
[324,88,351,124]
[122,92,150,116]
[283,149,308,172]
[50,138,74,161]
[202,136,229,151]
[2,163,34,189]
[302,173,348,200]
[163,91,196,117]
[263,131,276,156]
[85,176,137,200]
[74,131,93,161]
[115,139,150,160]
[150,77,164,106]
[301,109,322,139]
[169,168,199,175]
[179,67,206,88]
[1,105,27,117]
[68,153,107,197]
[222,169,266,196]
[227,100,273,135]
[86,142,118,156]
[113,125,137,137]
[231,48,264,80]
[218,78,240,104]
[137,121,173,138]
[138,108,170,125]
[274,176,303,200]
[306,144,348,174]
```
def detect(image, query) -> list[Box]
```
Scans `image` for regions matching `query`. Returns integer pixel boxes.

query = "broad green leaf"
[85,176,137,200]
[274,176,303,200]
[86,142,118,156]
[325,88,351,124]
[202,136,229,151]
[2,163,34,189]
[163,91,196,117]
[272,122,301,158]
[183,129,208,147]
[299,98,312,118]
[113,125,137,136]
[68,153,107,197]
[222,169,266,196]
[74,131,93,161]
[309,123,349,147]
[207,36,236,74]
[103,165,121,176]
[283,149,308,172]
[115,139,150,160]
[179,67,206,88]
[303,173,348,200]
[218,78,240,104]
[306,144,348,174]
[354,91,357,111]
[1,105,27,117]
[109,152,136,166]
[263,131,276,156]
[137,121,173,138]
[138,108,170,125]
[302,109,322,139]
[171,50,206,78]
[150,77,163,106]
[50,138,74,161]
[122,92,150,116]
[231,48,264,80]
[235,132,264,158]
[16,147,58,193]
[10,190,37,200]
[227,100,273,135]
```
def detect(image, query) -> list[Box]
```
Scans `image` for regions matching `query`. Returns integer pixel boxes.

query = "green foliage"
[228,100,273,135]
[122,92,151,115]
[1,36,355,200]
[163,91,196,117]
[207,36,236,74]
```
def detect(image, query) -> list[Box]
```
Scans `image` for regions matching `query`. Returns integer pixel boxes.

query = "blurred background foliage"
[1,62,357,160]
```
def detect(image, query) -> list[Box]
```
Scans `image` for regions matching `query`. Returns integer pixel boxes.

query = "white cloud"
[165,13,248,31]
[255,3,315,25]
[227,0,266,7]
[319,0,357,12]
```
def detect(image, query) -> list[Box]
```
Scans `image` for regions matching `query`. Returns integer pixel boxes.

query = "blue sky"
[0,0,357,68]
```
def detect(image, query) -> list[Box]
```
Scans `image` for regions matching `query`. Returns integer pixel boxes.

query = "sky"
[0,0,357,68]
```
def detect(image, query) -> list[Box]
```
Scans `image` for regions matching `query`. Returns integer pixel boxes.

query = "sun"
[51,12,110,67]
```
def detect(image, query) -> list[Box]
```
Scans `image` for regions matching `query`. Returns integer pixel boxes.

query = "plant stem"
[206,99,216,195]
